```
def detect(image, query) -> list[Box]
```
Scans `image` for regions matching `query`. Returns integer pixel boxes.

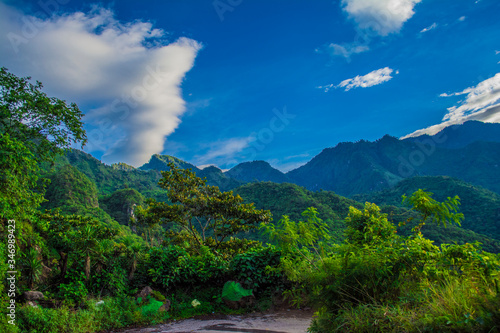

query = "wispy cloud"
[458,16,466,22]
[420,22,437,33]
[341,0,422,37]
[194,137,253,166]
[326,42,369,61]
[403,73,500,138]
[0,3,201,167]
[319,67,397,92]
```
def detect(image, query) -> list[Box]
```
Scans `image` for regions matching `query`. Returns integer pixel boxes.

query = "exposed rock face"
[159,299,171,312]
[136,286,153,300]
[23,291,44,301]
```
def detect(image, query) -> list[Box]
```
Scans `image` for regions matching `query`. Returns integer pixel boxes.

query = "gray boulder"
[23,291,44,301]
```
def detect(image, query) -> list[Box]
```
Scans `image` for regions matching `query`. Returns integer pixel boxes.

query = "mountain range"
[135,120,500,197]
[42,120,500,252]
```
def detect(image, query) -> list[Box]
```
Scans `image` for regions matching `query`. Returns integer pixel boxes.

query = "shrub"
[222,281,252,301]
[229,245,283,294]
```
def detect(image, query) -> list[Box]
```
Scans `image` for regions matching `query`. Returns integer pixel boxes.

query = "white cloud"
[0,3,201,166]
[327,42,370,60]
[402,73,500,138]
[341,0,422,36]
[194,137,253,166]
[420,22,437,33]
[197,164,223,171]
[458,16,466,22]
[324,67,396,92]
[317,83,336,93]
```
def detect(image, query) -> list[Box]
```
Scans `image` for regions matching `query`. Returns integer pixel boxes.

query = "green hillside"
[235,182,361,243]
[354,176,500,241]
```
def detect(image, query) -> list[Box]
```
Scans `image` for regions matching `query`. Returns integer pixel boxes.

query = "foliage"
[0,133,44,221]
[0,67,86,164]
[136,163,271,251]
[229,245,283,293]
[221,281,253,301]
[402,188,464,231]
[261,207,331,282]
[17,297,170,333]
[100,188,145,225]
[145,245,228,291]
[59,281,88,305]
[355,175,500,243]
[20,247,43,289]
[302,192,500,333]
[42,165,99,212]
[344,203,396,246]
[235,182,360,243]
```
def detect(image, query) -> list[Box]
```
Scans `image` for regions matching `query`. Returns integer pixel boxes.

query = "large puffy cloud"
[318,67,396,92]
[327,0,421,59]
[0,3,201,166]
[402,73,500,138]
[341,0,422,36]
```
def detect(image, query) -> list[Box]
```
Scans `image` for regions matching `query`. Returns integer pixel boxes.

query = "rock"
[27,301,38,308]
[159,299,171,312]
[23,291,44,301]
[136,286,153,301]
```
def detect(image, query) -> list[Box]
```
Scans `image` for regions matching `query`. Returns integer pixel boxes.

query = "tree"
[135,163,271,251]
[0,67,86,222]
[345,202,397,246]
[402,189,464,234]
[0,67,86,162]
[34,211,116,281]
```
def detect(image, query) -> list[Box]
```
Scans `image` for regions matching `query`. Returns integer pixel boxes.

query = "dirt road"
[112,310,313,333]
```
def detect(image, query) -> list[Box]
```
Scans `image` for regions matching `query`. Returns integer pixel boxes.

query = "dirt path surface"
[111,310,313,333]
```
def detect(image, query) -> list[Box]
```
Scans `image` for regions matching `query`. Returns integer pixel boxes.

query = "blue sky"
[1,0,499,171]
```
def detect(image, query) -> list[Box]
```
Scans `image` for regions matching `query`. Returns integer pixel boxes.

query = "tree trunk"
[60,252,68,280]
[128,257,137,281]
[84,255,90,280]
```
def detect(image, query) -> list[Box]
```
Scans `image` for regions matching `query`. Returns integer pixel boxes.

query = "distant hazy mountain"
[225,161,291,183]
[62,121,500,201]
[404,121,500,149]
[286,132,500,196]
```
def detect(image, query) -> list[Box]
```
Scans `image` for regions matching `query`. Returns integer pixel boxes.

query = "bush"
[59,281,88,305]
[146,245,229,290]
[229,245,283,294]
